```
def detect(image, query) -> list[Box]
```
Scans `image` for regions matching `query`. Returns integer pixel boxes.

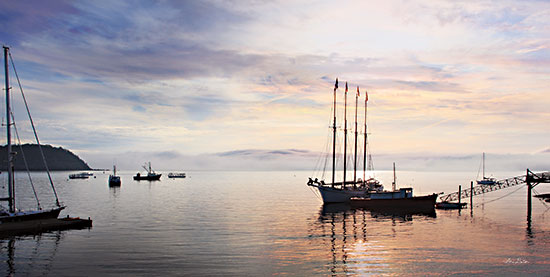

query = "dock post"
[527,169,532,218]
[470,181,473,209]
[458,185,461,208]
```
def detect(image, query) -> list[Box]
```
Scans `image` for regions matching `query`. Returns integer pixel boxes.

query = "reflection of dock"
[0,217,92,238]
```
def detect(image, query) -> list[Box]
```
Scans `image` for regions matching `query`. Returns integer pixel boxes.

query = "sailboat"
[307,80,381,203]
[133,162,161,181]
[0,46,64,223]
[109,165,121,186]
[476,152,497,185]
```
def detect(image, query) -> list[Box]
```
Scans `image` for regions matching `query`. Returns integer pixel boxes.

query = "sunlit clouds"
[0,0,548,170]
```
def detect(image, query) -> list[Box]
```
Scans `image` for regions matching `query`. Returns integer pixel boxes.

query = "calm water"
[1,170,549,275]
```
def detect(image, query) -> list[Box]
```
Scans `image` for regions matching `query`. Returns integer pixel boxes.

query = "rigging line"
[474,185,524,207]
[9,52,61,207]
[10,111,41,209]
[532,188,549,209]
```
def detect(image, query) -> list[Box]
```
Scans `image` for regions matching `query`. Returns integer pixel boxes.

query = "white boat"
[307,80,381,203]
[69,172,90,179]
[476,153,497,185]
[168,172,186,178]
[0,46,64,224]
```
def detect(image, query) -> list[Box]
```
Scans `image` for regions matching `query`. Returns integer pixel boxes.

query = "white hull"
[313,185,367,203]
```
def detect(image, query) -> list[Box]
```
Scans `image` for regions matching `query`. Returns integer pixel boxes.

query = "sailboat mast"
[482,152,485,179]
[331,79,338,187]
[4,46,14,213]
[343,82,348,189]
[353,86,358,187]
[392,162,396,191]
[363,91,368,183]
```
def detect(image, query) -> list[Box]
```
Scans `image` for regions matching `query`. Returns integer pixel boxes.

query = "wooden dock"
[0,216,92,238]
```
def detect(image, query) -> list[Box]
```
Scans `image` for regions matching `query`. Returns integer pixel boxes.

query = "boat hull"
[310,184,367,203]
[435,201,467,209]
[0,207,65,223]
[350,194,437,213]
[109,176,121,186]
[133,174,161,181]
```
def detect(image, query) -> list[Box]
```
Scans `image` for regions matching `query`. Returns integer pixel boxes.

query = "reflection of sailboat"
[0,46,64,224]
[308,80,380,203]
[2,232,62,275]
[477,152,496,185]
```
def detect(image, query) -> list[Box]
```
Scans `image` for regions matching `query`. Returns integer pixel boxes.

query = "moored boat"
[109,165,121,186]
[307,80,377,203]
[134,162,161,181]
[435,201,467,209]
[168,172,186,178]
[351,189,437,212]
[477,153,497,185]
[69,172,90,179]
[0,46,76,230]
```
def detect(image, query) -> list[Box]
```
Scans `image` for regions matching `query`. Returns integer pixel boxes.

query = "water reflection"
[1,232,62,275]
[313,204,437,275]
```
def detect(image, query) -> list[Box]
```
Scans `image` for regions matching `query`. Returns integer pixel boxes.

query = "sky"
[0,0,549,172]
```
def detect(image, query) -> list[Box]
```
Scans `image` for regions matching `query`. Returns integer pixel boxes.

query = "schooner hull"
[312,185,367,203]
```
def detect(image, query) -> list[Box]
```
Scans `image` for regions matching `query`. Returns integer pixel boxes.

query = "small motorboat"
[435,201,467,209]
[69,173,90,179]
[168,173,186,178]
[534,193,550,203]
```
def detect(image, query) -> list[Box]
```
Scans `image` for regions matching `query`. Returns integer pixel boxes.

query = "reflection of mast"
[342,210,348,273]
[330,213,336,275]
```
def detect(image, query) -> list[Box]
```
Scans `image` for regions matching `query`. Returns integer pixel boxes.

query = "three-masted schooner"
[307,78,382,203]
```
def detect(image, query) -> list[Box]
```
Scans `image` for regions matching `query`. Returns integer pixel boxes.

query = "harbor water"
[1,170,549,275]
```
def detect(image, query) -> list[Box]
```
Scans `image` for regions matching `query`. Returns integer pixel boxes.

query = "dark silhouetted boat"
[435,201,467,209]
[134,162,161,181]
[307,80,380,203]
[109,165,121,186]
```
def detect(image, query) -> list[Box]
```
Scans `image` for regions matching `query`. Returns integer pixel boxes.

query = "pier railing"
[439,171,550,202]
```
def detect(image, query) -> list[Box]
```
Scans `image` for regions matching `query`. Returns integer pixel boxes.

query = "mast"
[392,162,396,191]
[353,86,358,187]
[343,82,348,189]
[363,90,368,183]
[331,79,338,187]
[4,46,14,213]
[482,152,485,179]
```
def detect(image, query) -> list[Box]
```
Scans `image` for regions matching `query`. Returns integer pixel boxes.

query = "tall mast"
[4,46,14,213]
[353,86,359,187]
[331,78,338,187]
[363,90,368,183]
[343,82,348,189]
[482,152,485,179]
[392,162,397,191]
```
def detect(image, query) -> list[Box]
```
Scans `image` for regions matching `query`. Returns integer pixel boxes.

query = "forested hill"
[0,144,91,171]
